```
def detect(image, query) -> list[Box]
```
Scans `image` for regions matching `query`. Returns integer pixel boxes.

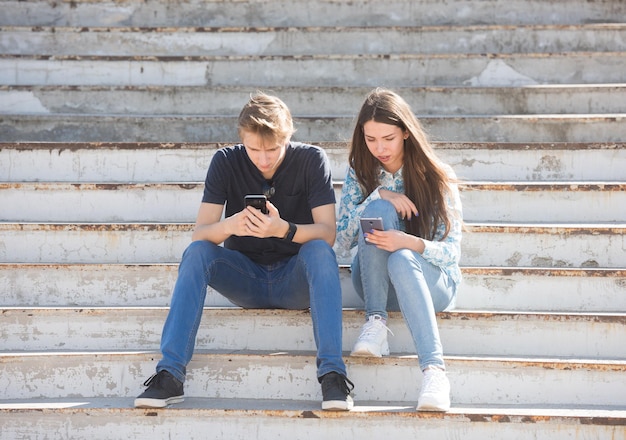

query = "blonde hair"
[350,88,455,240]
[238,92,295,145]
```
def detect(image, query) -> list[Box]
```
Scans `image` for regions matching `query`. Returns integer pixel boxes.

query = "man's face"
[241,130,288,179]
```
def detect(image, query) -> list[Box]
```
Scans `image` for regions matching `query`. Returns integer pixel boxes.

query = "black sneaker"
[320,372,354,411]
[134,370,184,408]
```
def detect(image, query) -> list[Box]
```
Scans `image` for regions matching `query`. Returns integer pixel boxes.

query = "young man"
[134,92,354,411]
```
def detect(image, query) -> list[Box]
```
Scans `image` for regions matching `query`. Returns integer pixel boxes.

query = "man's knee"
[181,240,220,265]
[299,239,335,262]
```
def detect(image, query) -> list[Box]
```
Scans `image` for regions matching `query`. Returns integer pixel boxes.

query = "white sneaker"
[416,367,451,412]
[350,314,393,357]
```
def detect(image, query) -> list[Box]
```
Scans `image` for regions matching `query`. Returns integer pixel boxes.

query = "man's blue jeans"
[157,239,347,383]
[351,199,457,370]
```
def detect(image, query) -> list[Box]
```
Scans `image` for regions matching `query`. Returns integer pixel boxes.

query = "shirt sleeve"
[421,168,463,271]
[306,146,336,210]
[335,166,382,259]
[202,149,229,205]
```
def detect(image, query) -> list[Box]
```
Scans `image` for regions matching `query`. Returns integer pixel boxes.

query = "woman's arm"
[336,167,381,252]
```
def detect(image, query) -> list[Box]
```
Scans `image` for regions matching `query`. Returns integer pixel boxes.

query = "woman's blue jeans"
[351,199,457,370]
[157,239,347,383]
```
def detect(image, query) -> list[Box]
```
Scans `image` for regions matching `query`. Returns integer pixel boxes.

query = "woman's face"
[363,120,407,174]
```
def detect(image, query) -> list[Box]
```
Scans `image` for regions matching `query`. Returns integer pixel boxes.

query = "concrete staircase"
[1,0,625,438]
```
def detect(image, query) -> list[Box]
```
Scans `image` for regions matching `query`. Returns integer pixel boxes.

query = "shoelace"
[340,375,355,394]
[361,315,395,337]
[323,373,355,395]
[143,371,171,388]
[143,373,159,387]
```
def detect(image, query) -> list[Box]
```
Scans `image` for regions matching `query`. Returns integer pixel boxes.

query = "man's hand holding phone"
[242,194,287,239]
[244,194,269,214]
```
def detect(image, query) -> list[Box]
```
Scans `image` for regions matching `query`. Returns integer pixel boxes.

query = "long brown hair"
[349,88,455,240]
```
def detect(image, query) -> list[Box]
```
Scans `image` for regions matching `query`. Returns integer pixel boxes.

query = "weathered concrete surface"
[2,181,625,222]
[2,307,625,359]
[2,264,624,312]
[1,351,625,405]
[2,114,625,143]
[2,0,625,436]
[2,223,624,267]
[3,25,625,56]
[3,0,625,27]
[3,85,626,115]
[1,399,624,440]
[2,142,624,182]
[3,53,625,87]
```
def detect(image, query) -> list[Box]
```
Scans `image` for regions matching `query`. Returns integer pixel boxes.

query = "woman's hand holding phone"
[360,217,383,245]
[360,216,423,253]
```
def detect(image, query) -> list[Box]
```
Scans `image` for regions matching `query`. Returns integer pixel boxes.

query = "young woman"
[336,88,463,412]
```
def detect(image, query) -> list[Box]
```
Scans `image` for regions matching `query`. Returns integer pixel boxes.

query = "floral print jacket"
[335,164,463,286]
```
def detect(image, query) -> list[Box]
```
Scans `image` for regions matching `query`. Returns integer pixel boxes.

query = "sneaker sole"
[416,399,450,412]
[350,345,389,357]
[134,395,184,408]
[350,348,382,357]
[322,399,354,411]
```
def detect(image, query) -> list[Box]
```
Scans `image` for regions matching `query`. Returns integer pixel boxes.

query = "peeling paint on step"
[0,90,50,113]
[464,59,538,86]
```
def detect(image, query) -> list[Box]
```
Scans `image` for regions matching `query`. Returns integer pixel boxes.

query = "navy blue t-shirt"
[202,142,335,265]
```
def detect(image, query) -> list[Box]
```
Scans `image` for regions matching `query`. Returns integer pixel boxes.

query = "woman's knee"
[362,199,395,218]
[362,199,400,230]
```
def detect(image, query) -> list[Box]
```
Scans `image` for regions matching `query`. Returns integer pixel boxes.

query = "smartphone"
[360,217,384,243]
[244,194,268,214]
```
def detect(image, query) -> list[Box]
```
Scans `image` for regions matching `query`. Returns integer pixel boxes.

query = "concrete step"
[2,264,624,313]
[4,84,626,116]
[3,53,625,87]
[2,181,625,223]
[2,114,625,143]
[2,0,623,437]
[2,142,624,182]
[2,222,624,267]
[462,224,625,269]
[460,182,626,223]
[3,25,625,56]
[3,308,625,359]
[1,350,624,406]
[2,0,624,27]
[1,399,624,440]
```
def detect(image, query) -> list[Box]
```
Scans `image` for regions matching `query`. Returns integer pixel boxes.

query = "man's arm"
[191,200,337,247]
[288,203,337,247]
[191,202,231,244]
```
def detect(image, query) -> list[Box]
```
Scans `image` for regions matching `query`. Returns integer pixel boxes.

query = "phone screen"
[244,195,268,214]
